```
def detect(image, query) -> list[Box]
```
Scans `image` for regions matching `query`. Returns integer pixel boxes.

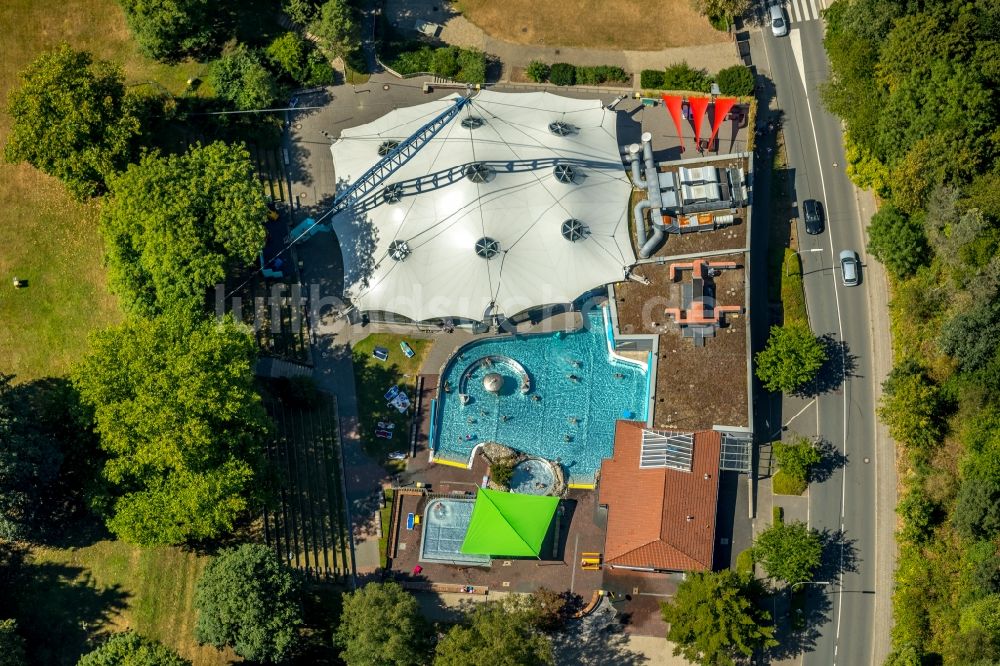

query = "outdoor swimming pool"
[432,308,648,484]
[419,498,490,566]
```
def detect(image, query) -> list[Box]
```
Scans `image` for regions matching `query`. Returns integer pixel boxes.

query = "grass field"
[454,0,728,49]
[0,0,211,381]
[351,334,432,468]
[22,541,234,665]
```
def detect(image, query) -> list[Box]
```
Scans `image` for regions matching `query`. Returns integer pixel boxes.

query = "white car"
[840,250,860,286]
[770,4,789,37]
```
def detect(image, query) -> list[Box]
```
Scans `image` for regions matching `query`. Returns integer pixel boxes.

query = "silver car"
[840,250,860,286]
[770,4,789,37]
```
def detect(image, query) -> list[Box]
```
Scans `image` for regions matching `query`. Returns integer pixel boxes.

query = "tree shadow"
[809,438,847,484]
[766,585,834,660]
[551,597,648,666]
[795,335,858,397]
[815,528,860,581]
[12,561,130,665]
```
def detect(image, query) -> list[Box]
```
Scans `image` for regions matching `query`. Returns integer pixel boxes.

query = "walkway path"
[438,15,740,78]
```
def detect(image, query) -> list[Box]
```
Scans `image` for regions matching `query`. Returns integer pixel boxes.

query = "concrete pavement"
[750,5,894,665]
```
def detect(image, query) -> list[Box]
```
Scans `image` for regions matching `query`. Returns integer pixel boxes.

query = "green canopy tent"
[460,488,559,558]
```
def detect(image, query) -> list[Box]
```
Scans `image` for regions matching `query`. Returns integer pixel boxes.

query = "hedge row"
[525,60,630,86]
[640,63,755,96]
[386,45,486,83]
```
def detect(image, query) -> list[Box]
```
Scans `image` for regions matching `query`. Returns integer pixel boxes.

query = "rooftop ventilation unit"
[461,116,484,130]
[561,218,589,242]
[548,121,575,136]
[382,182,404,204]
[464,162,494,183]
[388,239,411,261]
[553,164,577,184]
[377,140,400,156]
[639,430,694,471]
[474,236,501,259]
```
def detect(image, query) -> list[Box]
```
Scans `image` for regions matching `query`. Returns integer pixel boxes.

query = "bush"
[526,60,549,83]
[774,437,822,483]
[455,48,486,83]
[265,32,335,87]
[878,361,946,454]
[662,62,712,92]
[211,44,280,111]
[897,487,939,544]
[491,459,515,487]
[709,13,730,31]
[735,548,754,574]
[574,65,629,85]
[773,469,808,495]
[773,505,784,524]
[549,62,576,86]
[716,65,755,96]
[389,46,433,75]
[781,249,807,327]
[867,205,931,279]
[432,46,461,78]
[640,69,665,89]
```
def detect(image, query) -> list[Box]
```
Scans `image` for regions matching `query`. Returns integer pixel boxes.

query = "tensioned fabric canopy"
[329,90,635,322]
[460,488,559,558]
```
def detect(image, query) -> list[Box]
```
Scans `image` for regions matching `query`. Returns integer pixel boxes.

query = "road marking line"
[794,25,851,655]
[783,399,816,429]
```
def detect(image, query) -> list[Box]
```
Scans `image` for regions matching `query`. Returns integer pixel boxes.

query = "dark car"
[803,199,824,235]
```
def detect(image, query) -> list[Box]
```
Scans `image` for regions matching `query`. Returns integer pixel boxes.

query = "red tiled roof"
[598,421,721,572]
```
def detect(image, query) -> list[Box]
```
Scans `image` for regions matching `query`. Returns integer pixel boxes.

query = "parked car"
[840,250,860,286]
[770,4,789,37]
[803,199,825,235]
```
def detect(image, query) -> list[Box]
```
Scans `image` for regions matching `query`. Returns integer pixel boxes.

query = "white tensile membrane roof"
[330,90,635,323]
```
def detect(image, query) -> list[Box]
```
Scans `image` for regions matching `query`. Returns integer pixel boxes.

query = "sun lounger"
[406,513,414,530]
[378,421,396,429]
[373,346,389,361]
[400,341,415,358]
[375,429,393,439]
[388,451,407,460]
[384,385,400,400]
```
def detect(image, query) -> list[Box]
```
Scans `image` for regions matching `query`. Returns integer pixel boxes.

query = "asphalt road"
[752,10,891,666]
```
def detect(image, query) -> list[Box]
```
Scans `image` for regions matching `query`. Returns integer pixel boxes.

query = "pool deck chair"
[406,513,415,530]
[385,385,400,401]
[400,341,416,358]
[373,346,389,361]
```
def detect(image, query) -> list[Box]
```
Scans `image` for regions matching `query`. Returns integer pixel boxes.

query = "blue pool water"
[433,309,648,483]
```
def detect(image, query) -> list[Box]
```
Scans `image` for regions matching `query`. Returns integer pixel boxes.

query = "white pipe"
[637,132,667,258]
[634,199,651,248]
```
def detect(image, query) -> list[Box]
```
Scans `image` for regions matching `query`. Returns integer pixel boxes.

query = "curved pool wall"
[419,498,491,566]
[510,458,558,495]
[431,307,649,484]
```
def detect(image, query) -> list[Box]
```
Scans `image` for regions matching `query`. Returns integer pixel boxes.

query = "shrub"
[266,32,335,87]
[774,437,822,483]
[211,44,280,111]
[491,459,515,487]
[867,205,931,279]
[549,63,576,86]
[640,69,665,89]
[388,46,433,75]
[431,46,461,78]
[709,13,730,31]
[455,48,486,83]
[662,62,712,92]
[574,65,629,85]
[716,64,755,96]
[735,548,754,574]
[773,469,808,495]
[896,487,939,544]
[773,505,783,524]
[878,360,946,454]
[526,60,549,83]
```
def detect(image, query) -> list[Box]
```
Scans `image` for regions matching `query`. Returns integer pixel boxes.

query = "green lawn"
[22,541,233,665]
[772,469,807,496]
[378,488,395,569]
[351,334,432,468]
[0,0,214,381]
[781,249,808,327]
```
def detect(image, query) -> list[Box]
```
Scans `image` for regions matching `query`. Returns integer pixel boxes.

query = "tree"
[884,644,922,666]
[877,361,945,454]
[773,436,822,484]
[283,0,321,25]
[755,323,827,394]
[4,45,141,199]
[960,594,1000,645]
[526,61,550,83]
[434,598,554,666]
[334,582,429,666]
[0,619,26,666]
[195,544,302,662]
[660,570,777,666]
[311,0,360,59]
[715,65,755,96]
[118,0,217,61]
[939,301,1000,374]
[211,44,280,112]
[896,487,938,544]
[866,205,930,279]
[72,311,270,545]
[954,471,1000,541]
[265,32,334,87]
[77,631,190,666]
[100,141,267,316]
[528,587,570,632]
[752,521,823,585]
